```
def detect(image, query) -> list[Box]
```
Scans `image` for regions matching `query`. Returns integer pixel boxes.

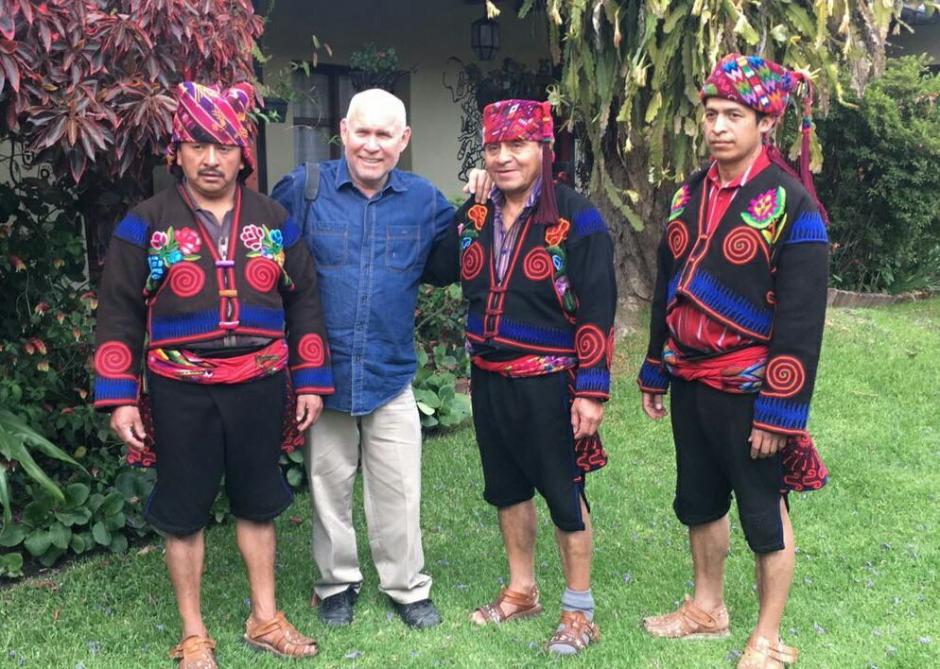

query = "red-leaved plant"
[0,0,264,184]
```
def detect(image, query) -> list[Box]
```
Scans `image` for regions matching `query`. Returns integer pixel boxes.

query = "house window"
[291,65,356,164]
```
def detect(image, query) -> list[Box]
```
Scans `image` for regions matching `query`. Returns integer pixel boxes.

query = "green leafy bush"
[816,56,940,293]
[414,283,471,430]
[0,408,88,522]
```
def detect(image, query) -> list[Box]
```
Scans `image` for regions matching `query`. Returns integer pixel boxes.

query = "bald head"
[345,88,407,129]
[340,88,412,197]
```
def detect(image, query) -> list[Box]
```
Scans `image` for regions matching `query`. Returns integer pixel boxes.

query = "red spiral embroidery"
[523,248,552,281]
[461,242,484,281]
[245,257,280,293]
[168,262,205,298]
[95,341,132,376]
[576,324,606,367]
[766,355,806,397]
[606,327,616,368]
[666,221,689,259]
[297,334,325,366]
[723,227,762,265]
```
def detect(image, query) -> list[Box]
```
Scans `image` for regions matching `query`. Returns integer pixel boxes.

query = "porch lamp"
[471,15,500,61]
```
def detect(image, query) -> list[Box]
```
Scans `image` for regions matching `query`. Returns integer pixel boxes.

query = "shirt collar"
[181,179,233,222]
[706,145,771,190]
[336,157,408,195]
[490,177,542,209]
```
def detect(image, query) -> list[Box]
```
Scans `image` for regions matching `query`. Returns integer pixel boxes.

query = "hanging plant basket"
[350,68,404,93]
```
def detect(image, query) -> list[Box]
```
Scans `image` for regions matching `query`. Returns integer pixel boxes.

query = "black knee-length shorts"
[470,366,587,532]
[670,378,787,553]
[144,371,293,536]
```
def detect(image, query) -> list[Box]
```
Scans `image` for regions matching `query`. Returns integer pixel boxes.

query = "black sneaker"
[317,586,358,626]
[392,598,442,629]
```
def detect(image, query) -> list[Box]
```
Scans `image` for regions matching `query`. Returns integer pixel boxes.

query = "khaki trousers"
[305,385,432,604]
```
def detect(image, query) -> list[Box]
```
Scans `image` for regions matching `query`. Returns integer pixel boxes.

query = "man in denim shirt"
[272,89,453,629]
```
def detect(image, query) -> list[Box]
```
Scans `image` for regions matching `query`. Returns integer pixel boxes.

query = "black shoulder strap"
[301,161,320,230]
[303,161,320,202]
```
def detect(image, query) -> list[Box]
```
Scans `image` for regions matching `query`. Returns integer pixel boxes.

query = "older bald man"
[272,89,453,629]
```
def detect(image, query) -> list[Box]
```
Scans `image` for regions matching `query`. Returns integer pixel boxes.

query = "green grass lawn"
[3,300,939,668]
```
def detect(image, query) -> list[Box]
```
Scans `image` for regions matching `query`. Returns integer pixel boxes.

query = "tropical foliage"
[539,0,901,226]
[816,55,940,293]
[0,0,262,184]
[507,1,908,308]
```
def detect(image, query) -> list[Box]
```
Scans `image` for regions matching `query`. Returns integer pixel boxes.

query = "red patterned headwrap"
[701,54,827,224]
[482,99,558,225]
[166,81,256,176]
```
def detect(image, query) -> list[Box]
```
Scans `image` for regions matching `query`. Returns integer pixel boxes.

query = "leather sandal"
[169,635,217,669]
[243,611,318,658]
[471,585,542,625]
[547,610,600,655]
[737,636,799,668]
[643,595,730,639]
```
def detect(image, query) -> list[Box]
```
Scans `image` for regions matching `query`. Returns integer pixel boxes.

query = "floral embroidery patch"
[467,204,488,231]
[241,224,292,288]
[459,212,482,253]
[741,187,787,244]
[146,227,202,293]
[667,184,690,222]
[545,218,571,246]
[545,220,577,318]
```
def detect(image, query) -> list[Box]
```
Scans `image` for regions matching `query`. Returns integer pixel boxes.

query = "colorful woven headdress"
[482,99,558,225]
[166,81,256,176]
[701,54,827,223]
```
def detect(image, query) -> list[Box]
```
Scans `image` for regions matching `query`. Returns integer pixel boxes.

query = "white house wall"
[261,0,551,198]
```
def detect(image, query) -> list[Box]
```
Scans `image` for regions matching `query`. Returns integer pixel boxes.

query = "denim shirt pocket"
[386,225,421,272]
[308,220,347,268]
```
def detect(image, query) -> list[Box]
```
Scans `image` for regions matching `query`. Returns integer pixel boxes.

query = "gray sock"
[550,588,596,655]
[561,587,594,621]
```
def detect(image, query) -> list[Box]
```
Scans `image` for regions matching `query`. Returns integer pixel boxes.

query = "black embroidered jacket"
[425,184,617,400]
[638,163,829,434]
[93,185,333,408]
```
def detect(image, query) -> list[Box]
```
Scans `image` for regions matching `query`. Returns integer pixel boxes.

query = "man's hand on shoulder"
[462,168,493,204]
[571,397,604,440]
[296,394,324,431]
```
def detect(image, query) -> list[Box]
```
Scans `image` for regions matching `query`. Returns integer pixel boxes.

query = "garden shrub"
[815,55,940,293]
[413,283,472,430]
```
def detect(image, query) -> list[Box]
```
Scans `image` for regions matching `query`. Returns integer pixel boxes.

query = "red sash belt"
[147,339,288,384]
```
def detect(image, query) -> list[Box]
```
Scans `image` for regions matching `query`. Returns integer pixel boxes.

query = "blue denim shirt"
[272,159,454,415]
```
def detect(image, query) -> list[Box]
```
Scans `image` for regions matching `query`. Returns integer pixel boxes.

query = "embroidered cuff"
[93,376,140,409]
[574,367,610,400]
[637,359,670,393]
[753,395,810,435]
[291,366,335,395]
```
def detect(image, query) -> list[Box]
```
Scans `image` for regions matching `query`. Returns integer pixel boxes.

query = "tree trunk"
[588,137,671,334]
